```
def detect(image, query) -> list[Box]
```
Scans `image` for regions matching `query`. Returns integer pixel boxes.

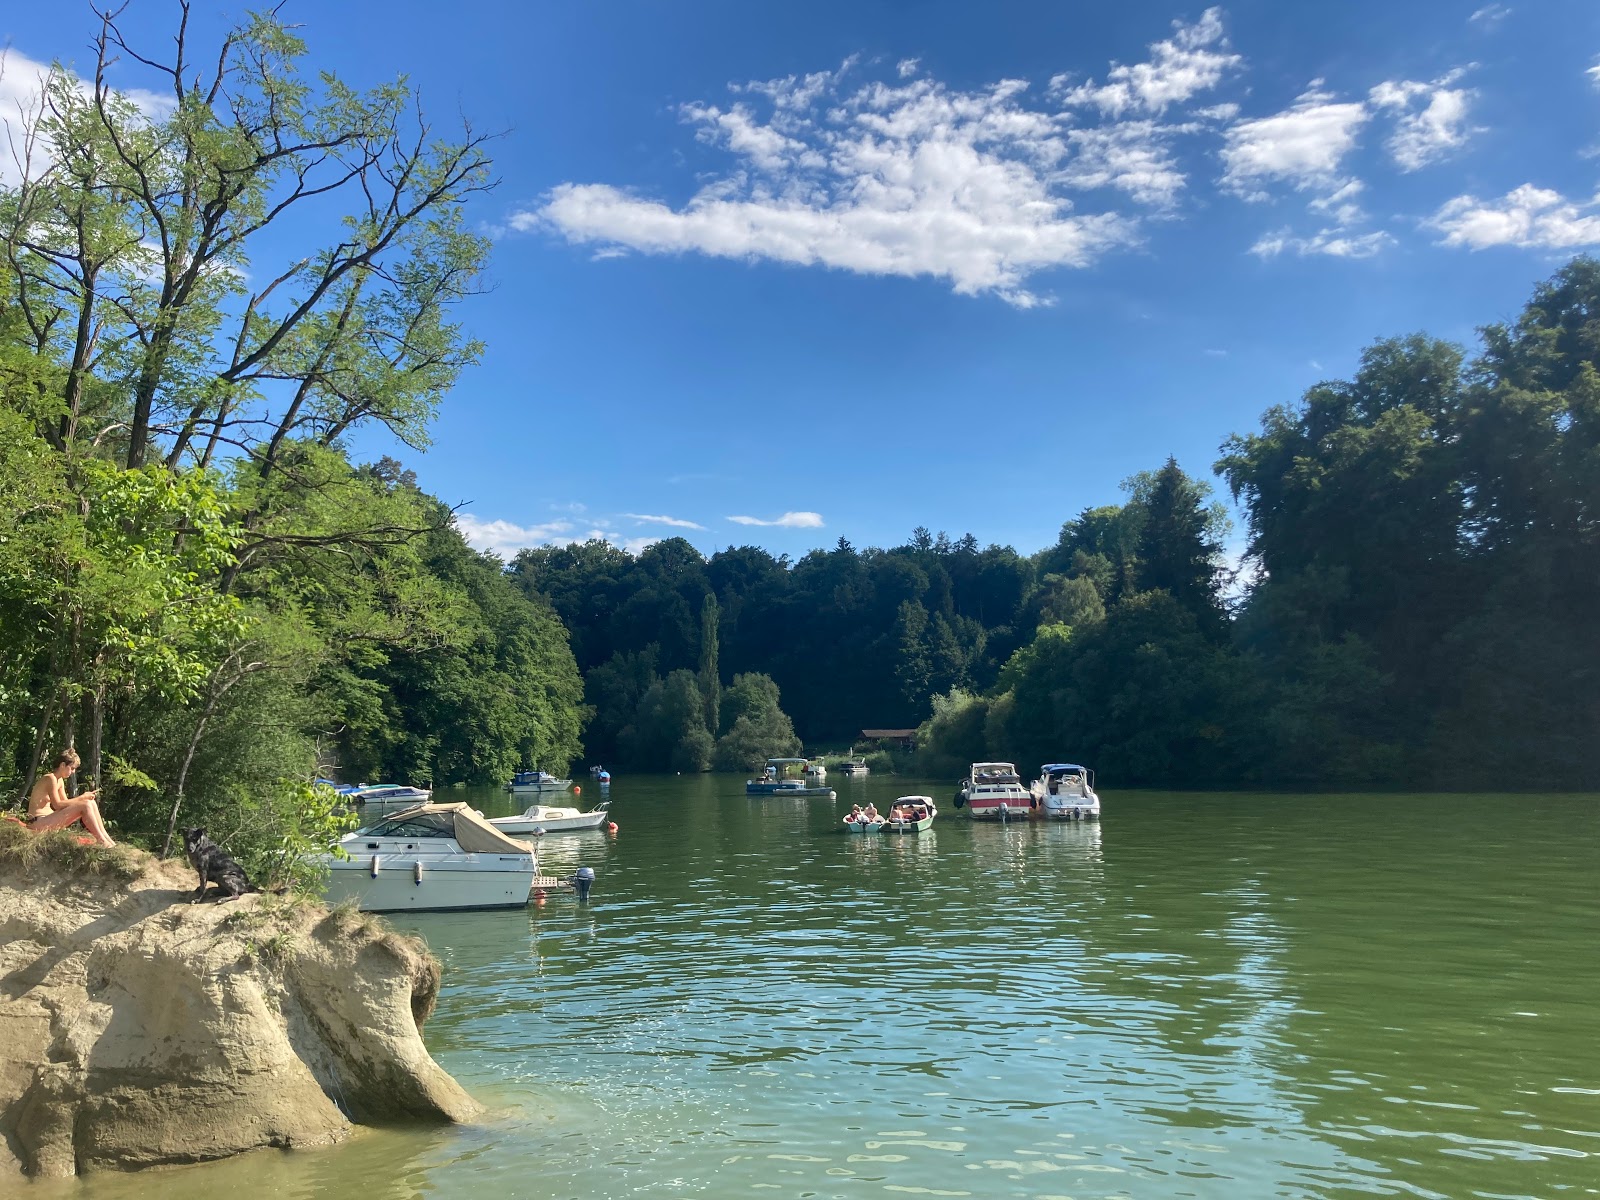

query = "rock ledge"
[0,830,479,1178]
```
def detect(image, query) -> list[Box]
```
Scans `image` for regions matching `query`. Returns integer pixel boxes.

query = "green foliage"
[235,781,361,895]
[713,673,801,769]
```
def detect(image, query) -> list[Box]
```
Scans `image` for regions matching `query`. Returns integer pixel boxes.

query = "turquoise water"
[36,777,1600,1199]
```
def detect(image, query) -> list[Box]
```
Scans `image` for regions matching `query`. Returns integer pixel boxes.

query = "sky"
[3,0,1599,561]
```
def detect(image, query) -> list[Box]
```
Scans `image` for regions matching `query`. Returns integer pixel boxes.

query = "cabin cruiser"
[835,757,870,777]
[954,762,1033,821]
[318,802,544,911]
[804,759,827,782]
[1031,764,1101,820]
[342,783,432,805]
[490,797,613,836]
[507,769,571,794]
[747,758,836,798]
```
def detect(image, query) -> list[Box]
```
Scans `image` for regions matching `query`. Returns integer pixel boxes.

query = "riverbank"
[0,825,479,1179]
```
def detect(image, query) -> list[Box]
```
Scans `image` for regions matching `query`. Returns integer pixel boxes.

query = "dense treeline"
[0,9,581,875]
[517,261,1599,791]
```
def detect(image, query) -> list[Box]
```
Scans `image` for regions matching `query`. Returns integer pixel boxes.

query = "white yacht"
[1031,764,1101,820]
[955,762,1033,821]
[507,769,571,794]
[318,802,543,911]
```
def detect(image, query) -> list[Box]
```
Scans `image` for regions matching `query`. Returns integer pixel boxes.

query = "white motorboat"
[507,769,572,794]
[804,759,827,782]
[317,802,542,912]
[883,796,937,833]
[954,762,1033,821]
[836,757,870,777]
[1031,763,1101,820]
[343,783,432,805]
[489,798,612,836]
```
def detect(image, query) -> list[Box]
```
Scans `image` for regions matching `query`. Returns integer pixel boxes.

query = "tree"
[698,592,721,736]
[1129,457,1228,631]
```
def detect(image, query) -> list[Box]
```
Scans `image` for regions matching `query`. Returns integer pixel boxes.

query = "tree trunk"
[85,684,106,790]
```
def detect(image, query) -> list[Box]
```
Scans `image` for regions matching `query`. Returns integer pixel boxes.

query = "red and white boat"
[954,762,1033,821]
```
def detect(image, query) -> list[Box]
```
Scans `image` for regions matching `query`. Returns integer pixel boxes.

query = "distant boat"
[804,759,827,782]
[836,757,870,777]
[1030,764,1100,821]
[747,758,836,798]
[507,769,571,794]
[953,762,1032,821]
[344,783,432,805]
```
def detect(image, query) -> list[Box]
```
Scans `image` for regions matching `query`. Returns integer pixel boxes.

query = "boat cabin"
[1039,763,1095,794]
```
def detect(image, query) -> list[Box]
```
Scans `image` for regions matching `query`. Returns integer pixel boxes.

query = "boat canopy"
[1041,763,1087,773]
[369,803,535,856]
[765,758,809,766]
[970,762,1018,774]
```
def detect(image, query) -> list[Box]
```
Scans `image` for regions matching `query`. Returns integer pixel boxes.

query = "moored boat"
[316,802,547,912]
[747,758,836,798]
[841,803,885,832]
[489,797,613,836]
[507,769,572,794]
[343,783,432,805]
[836,757,870,777]
[954,762,1032,821]
[883,795,937,833]
[1031,764,1101,820]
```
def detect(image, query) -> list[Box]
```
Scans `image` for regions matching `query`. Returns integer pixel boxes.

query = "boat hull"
[320,854,535,912]
[508,782,571,794]
[964,798,1034,821]
[883,814,934,833]
[843,819,884,833]
[747,783,836,798]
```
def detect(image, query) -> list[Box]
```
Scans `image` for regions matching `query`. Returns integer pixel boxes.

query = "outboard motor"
[573,866,596,902]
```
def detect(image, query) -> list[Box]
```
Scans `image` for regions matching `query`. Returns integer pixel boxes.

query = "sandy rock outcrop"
[0,840,479,1178]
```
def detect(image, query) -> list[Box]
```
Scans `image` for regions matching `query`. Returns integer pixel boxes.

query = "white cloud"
[1203,347,1227,357]
[455,514,579,557]
[1060,120,1192,207]
[1052,8,1241,116]
[1220,84,1370,197]
[726,511,825,528]
[1307,179,1367,226]
[1589,57,1600,90]
[524,14,1251,307]
[1426,184,1600,250]
[0,49,175,187]
[623,512,707,530]
[1250,227,1392,259]
[1468,4,1511,25]
[619,536,660,555]
[1370,70,1478,171]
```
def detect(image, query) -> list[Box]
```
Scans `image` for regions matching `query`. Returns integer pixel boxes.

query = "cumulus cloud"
[454,514,582,558]
[1250,227,1393,259]
[524,12,1245,306]
[1370,70,1478,171]
[623,512,707,530]
[1051,8,1241,116]
[1220,83,1370,197]
[0,48,175,187]
[1426,184,1600,250]
[726,511,825,528]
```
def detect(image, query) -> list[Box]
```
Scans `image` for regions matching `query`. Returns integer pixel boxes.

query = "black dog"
[183,827,256,902]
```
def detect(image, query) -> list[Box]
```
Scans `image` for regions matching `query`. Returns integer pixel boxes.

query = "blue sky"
[5,1,1598,559]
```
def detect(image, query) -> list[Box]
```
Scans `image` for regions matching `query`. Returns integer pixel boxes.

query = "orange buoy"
[574,785,581,796]
[607,821,619,833]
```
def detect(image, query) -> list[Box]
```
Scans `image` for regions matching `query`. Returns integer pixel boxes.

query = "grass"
[0,817,147,880]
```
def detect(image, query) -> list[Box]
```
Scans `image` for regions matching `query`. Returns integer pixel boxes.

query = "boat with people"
[836,757,870,777]
[747,758,836,798]
[1031,763,1101,820]
[588,765,612,784]
[841,802,885,832]
[953,762,1033,821]
[507,769,571,794]
[489,797,613,836]
[883,795,937,833]
[317,802,564,911]
[342,783,432,805]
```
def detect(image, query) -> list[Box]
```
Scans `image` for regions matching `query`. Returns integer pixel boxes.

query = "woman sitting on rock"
[28,749,116,846]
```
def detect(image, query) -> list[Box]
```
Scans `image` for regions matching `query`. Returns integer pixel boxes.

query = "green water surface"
[34,778,1600,1199]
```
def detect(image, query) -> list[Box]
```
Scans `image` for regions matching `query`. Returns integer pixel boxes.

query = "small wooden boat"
[883,795,937,833]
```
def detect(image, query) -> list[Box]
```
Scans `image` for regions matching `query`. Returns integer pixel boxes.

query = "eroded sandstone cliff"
[0,829,479,1178]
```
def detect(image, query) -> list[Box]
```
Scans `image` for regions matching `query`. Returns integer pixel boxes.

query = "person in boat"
[845,804,864,824]
[27,749,116,846]
[863,803,881,823]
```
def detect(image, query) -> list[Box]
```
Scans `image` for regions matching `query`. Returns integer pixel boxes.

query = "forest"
[514,260,1600,793]
[2,9,1597,886]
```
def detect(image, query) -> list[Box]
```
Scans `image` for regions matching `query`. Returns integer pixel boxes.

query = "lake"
[36,776,1600,1200]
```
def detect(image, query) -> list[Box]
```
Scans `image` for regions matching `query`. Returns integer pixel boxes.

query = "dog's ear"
[186,826,204,841]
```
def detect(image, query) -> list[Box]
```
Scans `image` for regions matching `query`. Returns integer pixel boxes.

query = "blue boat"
[746,758,836,798]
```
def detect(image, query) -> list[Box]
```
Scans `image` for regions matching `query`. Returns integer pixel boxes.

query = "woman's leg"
[31,800,116,846]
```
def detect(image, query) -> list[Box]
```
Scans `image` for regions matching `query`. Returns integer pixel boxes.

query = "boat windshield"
[363,812,455,838]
